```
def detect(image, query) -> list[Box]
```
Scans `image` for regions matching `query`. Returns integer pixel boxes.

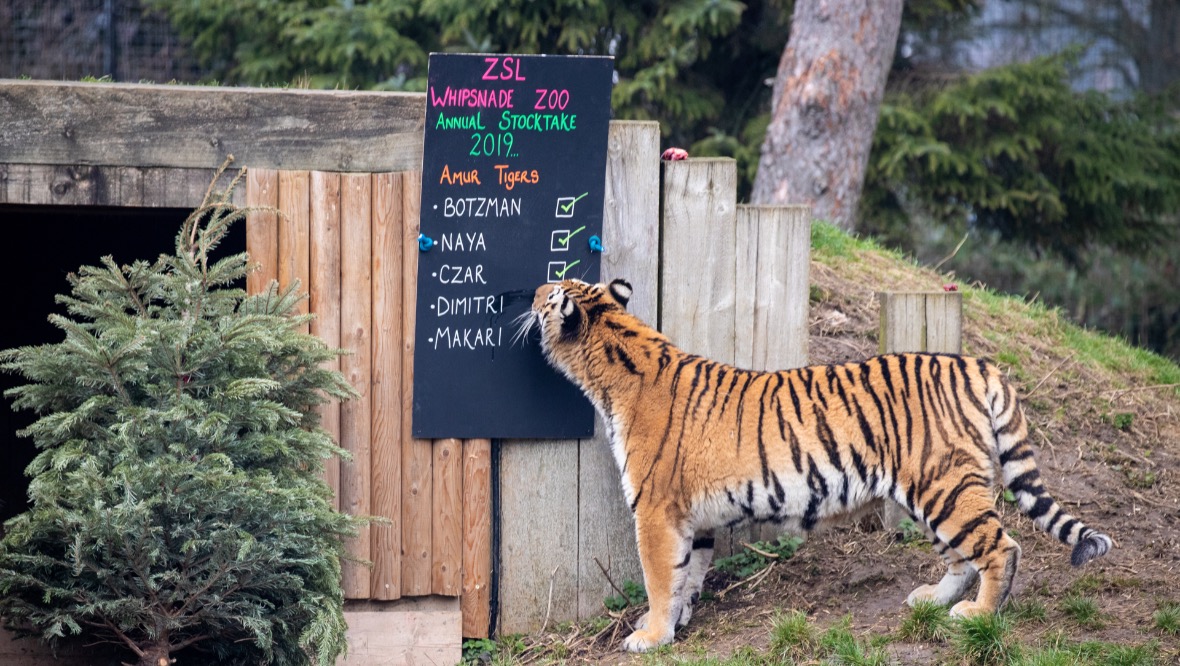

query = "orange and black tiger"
[519,278,1113,652]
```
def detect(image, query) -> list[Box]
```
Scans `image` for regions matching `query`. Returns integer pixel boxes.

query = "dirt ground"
[516,258,1180,664]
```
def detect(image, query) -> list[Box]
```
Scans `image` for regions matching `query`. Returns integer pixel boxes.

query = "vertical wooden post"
[879,292,962,354]
[340,173,373,598]
[370,172,404,601]
[734,205,812,372]
[661,158,740,555]
[461,438,492,637]
[576,121,658,620]
[309,171,342,511]
[660,158,738,356]
[431,438,463,595]
[245,168,278,293]
[400,171,434,596]
[277,170,311,329]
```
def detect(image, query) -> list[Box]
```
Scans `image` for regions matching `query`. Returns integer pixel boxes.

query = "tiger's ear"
[608,279,632,310]
[559,293,584,341]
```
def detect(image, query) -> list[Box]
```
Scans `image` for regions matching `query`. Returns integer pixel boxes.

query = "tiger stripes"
[521,278,1112,653]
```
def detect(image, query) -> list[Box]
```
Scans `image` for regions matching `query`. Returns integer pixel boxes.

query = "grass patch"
[1153,601,1180,636]
[1060,594,1106,630]
[768,609,815,661]
[1006,597,1048,624]
[954,612,1019,666]
[819,617,892,666]
[899,600,954,642]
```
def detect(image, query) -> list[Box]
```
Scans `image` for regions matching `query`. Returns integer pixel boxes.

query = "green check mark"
[560,192,589,214]
[558,225,587,246]
[554,260,581,279]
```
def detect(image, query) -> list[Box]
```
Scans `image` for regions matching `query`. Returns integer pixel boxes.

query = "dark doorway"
[0,205,246,526]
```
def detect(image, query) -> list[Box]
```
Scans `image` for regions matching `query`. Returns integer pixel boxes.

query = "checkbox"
[551,230,570,252]
[547,261,568,282]
[555,197,576,217]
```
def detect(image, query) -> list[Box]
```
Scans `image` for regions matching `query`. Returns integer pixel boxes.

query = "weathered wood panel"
[0,163,243,208]
[575,121,658,620]
[277,170,311,330]
[340,174,373,598]
[734,205,811,372]
[497,439,579,634]
[431,438,463,596]
[339,598,461,666]
[310,171,343,511]
[370,172,404,601]
[660,159,738,358]
[461,438,492,638]
[660,158,742,555]
[0,81,425,173]
[245,168,279,292]
[399,171,434,596]
[878,292,963,355]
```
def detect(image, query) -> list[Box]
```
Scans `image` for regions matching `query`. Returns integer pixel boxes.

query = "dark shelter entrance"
[0,205,243,527]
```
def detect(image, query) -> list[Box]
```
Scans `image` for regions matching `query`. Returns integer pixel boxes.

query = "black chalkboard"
[412,53,613,439]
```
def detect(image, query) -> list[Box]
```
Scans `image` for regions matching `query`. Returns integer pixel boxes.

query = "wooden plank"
[431,438,463,596]
[0,80,425,173]
[370,172,404,601]
[340,598,461,666]
[660,158,740,555]
[309,171,342,511]
[878,292,927,354]
[461,438,492,638]
[400,171,434,596]
[925,292,963,354]
[737,205,811,372]
[340,173,373,599]
[497,439,579,634]
[576,120,658,620]
[0,163,242,209]
[245,168,279,293]
[660,158,738,355]
[277,170,311,332]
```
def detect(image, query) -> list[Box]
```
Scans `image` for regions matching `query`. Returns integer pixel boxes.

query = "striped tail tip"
[1070,533,1112,567]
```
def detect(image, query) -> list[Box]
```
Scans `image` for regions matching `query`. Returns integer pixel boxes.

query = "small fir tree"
[0,164,360,666]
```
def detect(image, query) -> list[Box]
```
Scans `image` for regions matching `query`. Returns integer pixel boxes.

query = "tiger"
[518,278,1113,653]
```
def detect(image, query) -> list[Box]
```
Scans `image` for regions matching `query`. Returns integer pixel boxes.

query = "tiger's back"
[526,278,1112,652]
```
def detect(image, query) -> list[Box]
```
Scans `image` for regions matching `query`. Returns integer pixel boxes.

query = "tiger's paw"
[949,600,988,618]
[907,584,945,607]
[622,628,673,653]
[635,604,691,632]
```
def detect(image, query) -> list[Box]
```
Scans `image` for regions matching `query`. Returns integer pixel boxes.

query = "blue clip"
[588,235,604,253]
[418,233,435,252]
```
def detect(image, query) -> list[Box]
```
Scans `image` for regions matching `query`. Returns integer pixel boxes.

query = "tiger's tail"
[988,371,1113,566]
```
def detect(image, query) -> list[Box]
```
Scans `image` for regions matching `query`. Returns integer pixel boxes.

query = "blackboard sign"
[412,53,614,439]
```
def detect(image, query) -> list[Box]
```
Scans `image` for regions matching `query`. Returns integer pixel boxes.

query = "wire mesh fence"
[1,0,205,83]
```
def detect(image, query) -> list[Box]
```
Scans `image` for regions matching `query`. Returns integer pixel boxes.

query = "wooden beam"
[0,81,425,173]
[0,163,242,208]
[309,171,343,511]
[460,438,492,637]
[245,168,278,293]
[370,172,404,601]
[340,173,373,598]
[399,171,434,596]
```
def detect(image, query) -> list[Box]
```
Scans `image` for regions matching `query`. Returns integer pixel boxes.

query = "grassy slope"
[468,223,1180,666]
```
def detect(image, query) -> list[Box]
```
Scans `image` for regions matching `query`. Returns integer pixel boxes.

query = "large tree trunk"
[751,0,903,231]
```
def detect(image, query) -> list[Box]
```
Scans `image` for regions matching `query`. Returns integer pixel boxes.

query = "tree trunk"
[751,0,903,231]
[1141,0,1180,94]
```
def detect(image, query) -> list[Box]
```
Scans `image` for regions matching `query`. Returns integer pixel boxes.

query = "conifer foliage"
[0,165,360,666]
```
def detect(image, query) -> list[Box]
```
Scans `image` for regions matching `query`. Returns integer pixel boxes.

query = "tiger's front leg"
[623,508,692,652]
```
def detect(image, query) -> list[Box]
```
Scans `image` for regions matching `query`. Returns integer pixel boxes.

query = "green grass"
[953,612,1019,666]
[818,617,892,666]
[1153,601,1180,635]
[768,609,815,661]
[1060,594,1106,630]
[899,600,954,641]
[1006,597,1048,624]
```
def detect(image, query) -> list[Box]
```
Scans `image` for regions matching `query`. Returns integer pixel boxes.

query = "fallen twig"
[740,541,781,560]
[1025,352,1076,399]
[593,556,631,603]
[1104,383,1180,401]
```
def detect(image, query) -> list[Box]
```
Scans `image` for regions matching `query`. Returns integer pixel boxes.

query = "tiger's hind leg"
[932,504,1022,618]
[907,535,979,607]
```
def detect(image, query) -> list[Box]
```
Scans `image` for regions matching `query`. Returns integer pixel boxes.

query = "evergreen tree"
[0,163,360,666]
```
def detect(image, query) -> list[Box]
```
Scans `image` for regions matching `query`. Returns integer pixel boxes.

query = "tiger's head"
[516,278,635,381]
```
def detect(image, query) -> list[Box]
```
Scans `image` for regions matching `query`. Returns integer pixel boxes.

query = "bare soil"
[512,255,1180,664]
